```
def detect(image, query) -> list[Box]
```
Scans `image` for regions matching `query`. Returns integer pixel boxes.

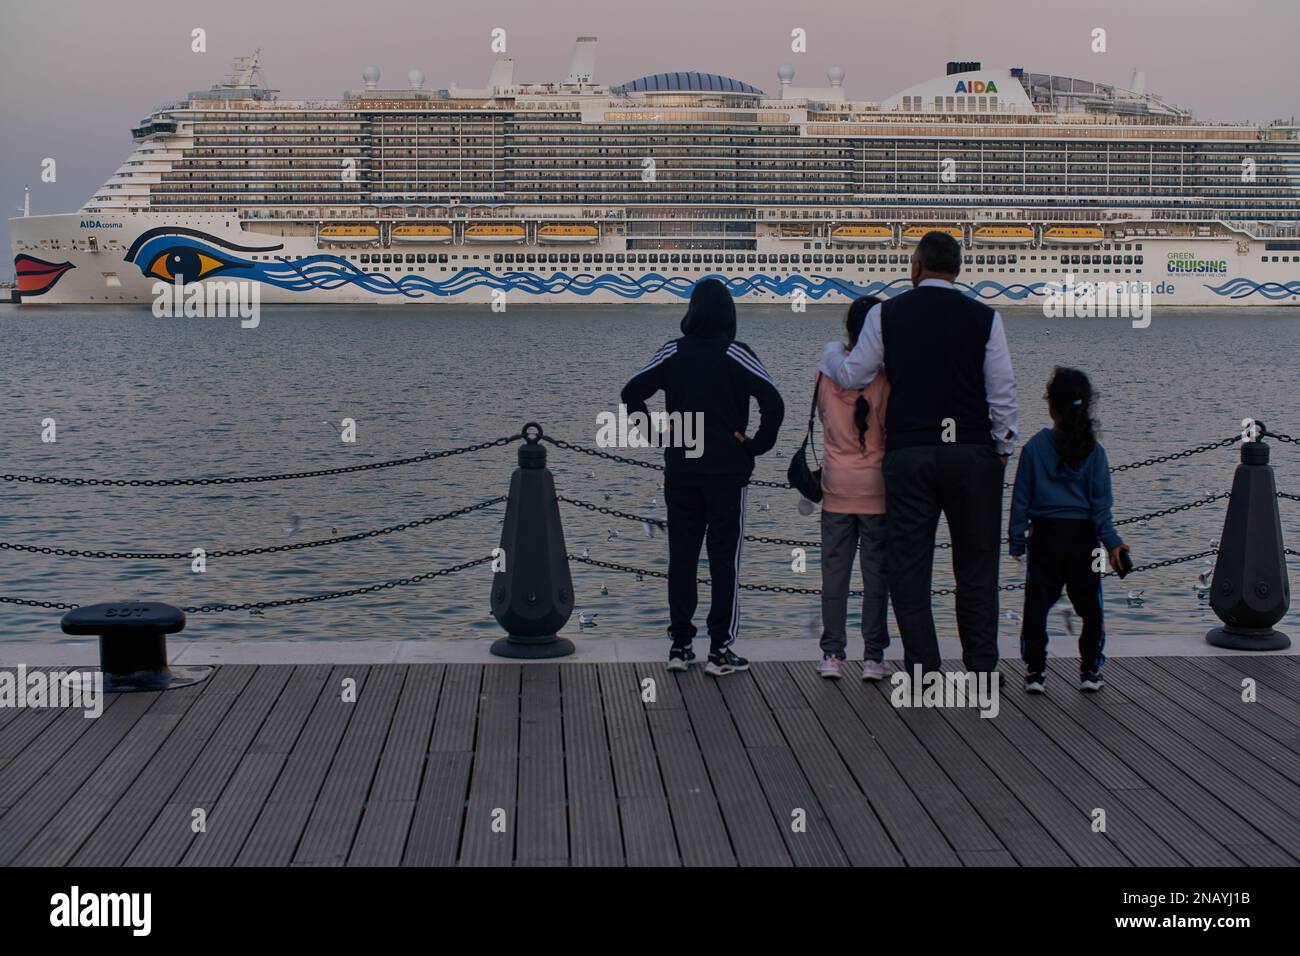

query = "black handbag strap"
[801,373,822,466]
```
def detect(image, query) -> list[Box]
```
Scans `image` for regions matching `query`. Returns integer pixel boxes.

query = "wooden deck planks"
[1,655,1297,867]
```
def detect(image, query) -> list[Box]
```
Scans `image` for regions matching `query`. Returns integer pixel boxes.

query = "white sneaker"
[817,655,844,680]
[861,660,887,681]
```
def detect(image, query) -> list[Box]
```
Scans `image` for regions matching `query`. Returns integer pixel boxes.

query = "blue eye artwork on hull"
[123,228,1290,303]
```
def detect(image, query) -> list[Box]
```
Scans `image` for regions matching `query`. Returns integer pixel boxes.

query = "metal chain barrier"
[1108,436,1240,474]
[183,556,493,614]
[0,435,520,488]
[1114,492,1230,526]
[0,556,494,615]
[542,436,790,488]
[570,548,1221,597]
[0,497,506,562]
[544,431,1249,489]
[557,495,819,547]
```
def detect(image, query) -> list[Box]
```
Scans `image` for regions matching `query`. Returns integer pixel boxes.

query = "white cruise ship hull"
[11,212,1300,307]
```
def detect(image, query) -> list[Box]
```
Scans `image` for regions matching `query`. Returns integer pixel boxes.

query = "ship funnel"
[1130,68,1147,96]
[488,57,515,92]
[566,36,597,85]
[946,60,981,75]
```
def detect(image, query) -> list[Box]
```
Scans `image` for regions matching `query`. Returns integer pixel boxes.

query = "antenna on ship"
[214,49,277,95]
[19,185,29,217]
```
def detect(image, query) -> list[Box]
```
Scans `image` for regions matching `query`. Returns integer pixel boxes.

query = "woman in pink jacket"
[817,296,892,680]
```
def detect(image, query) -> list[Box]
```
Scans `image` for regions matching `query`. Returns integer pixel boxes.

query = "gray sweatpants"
[820,510,890,661]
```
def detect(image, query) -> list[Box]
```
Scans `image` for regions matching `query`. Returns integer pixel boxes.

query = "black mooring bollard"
[60,601,213,692]
[490,423,576,659]
[1206,437,1291,650]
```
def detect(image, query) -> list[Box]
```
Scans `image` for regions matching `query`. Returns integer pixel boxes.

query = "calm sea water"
[1,302,1298,646]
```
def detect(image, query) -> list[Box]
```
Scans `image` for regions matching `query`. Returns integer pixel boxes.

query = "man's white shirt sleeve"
[820,301,884,388]
[984,310,1019,455]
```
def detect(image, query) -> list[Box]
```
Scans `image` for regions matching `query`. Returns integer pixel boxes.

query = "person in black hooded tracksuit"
[621,279,784,676]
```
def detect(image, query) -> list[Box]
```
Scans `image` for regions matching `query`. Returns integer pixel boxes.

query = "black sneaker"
[705,648,750,677]
[1025,671,1047,694]
[1079,669,1105,692]
[667,645,696,672]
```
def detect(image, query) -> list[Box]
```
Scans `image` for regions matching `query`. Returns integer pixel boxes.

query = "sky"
[2,0,1297,252]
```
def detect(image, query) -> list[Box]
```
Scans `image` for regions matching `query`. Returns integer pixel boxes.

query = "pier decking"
[1,655,1298,867]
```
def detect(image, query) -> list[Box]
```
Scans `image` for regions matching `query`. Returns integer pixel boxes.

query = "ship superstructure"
[11,40,1300,305]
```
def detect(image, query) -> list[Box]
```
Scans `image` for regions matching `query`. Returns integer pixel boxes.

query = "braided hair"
[845,295,881,451]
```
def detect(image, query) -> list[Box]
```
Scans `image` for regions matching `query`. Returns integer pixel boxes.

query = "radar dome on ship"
[362,65,381,90]
[777,64,795,83]
[408,68,425,90]
[828,65,845,86]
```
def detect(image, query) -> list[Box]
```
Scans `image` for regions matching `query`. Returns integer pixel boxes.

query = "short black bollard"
[1206,437,1291,650]
[60,601,213,692]
[490,424,576,659]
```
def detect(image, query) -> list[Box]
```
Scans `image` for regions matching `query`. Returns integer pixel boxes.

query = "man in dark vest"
[820,232,1019,674]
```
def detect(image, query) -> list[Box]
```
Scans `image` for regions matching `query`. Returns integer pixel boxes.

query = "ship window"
[1135,255,1144,265]
[549,254,558,263]
[725,255,735,264]
[779,255,788,264]
[493,255,502,264]
[747,255,756,263]
[693,255,703,263]
[975,255,985,265]
[758,255,768,264]
[583,255,593,263]
[438,255,448,263]
[382,254,392,263]
[406,254,415,263]
[864,255,873,265]
[1123,255,1132,265]
[615,254,625,263]
[638,255,647,263]
[417,254,427,263]
[834,255,844,264]
[360,254,370,264]
[1102,255,1112,265]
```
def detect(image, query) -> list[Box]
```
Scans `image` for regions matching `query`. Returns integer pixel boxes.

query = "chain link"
[1263,428,1298,445]
[0,497,506,562]
[1,436,519,488]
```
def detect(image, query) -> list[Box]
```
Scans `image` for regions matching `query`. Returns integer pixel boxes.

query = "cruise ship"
[11,39,1300,306]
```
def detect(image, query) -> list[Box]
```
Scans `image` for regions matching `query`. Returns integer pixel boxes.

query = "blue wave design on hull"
[1205,278,1300,301]
[125,232,1064,302]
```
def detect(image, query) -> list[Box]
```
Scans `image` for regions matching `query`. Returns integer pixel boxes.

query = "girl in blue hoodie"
[1009,367,1129,693]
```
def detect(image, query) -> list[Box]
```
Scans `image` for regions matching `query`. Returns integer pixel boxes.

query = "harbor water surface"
[1,303,1297,645]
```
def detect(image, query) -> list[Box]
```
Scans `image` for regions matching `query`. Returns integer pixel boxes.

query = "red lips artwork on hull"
[15,255,75,297]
